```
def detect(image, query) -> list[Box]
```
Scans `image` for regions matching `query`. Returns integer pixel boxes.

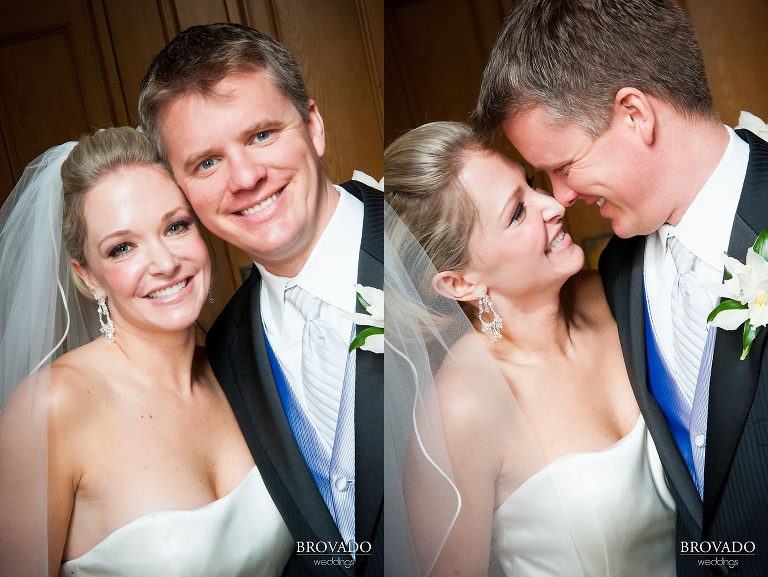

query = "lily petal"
[721,253,746,276]
[342,311,385,328]
[746,247,768,272]
[709,307,751,330]
[703,280,742,300]
[750,305,768,328]
[359,333,384,354]
[355,284,384,307]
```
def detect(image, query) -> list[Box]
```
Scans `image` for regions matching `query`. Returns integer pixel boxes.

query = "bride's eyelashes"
[510,202,526,225]
[108,242,133,258]
[106,218,194,258]
[167,220,192,236]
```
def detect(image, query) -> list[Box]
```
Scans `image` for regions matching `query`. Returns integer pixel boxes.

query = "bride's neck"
[109,324,199,394]
[484,290,573,356]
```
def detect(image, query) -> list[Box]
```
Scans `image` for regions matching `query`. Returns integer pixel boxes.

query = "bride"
[384,121,676,576]
[0,127,293,576]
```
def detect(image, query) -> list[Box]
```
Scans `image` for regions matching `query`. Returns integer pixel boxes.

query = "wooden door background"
[385,0,768,268]
[0,0,383,331]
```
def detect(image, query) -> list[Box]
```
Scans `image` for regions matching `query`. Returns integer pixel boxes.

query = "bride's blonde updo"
[61,127,170,297]
[384,121,484,276]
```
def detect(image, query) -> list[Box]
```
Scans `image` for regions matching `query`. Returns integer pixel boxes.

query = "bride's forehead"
[86,166,184,206]
[82,173,186,235]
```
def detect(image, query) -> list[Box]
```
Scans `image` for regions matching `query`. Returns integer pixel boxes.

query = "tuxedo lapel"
[703,129,768,527]
[229,268,345,547]
[602,235,704,529]
[342,181,384,555]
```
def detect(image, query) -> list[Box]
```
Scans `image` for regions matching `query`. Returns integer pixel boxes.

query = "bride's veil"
[384,203,583,576]
[0,142,100,576]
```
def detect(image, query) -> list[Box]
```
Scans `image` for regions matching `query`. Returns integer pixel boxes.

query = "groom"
[138,24,383,577]
[475,0,768,575]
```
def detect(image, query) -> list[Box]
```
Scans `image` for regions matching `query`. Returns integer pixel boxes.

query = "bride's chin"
[145,307,204,335]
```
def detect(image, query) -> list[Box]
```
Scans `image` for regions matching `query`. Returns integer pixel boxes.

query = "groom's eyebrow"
[181,120,279,172]
[182,147,216,172]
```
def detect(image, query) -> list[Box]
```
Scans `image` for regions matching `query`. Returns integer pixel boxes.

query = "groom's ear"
[306,99,326,158]
[432,270,480,303]
[614,87,655,146]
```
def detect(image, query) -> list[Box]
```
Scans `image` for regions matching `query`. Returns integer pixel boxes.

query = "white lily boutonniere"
[344,284,384,353]
[705,230,768,360]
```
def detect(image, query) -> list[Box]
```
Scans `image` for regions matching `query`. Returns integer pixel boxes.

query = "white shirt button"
[694,434,706,448]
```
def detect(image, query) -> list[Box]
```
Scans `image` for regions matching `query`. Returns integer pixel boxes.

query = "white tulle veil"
[0,142,100,576]
[384,203,582,576]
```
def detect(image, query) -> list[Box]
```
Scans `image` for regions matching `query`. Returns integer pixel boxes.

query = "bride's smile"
[145,276,194,301]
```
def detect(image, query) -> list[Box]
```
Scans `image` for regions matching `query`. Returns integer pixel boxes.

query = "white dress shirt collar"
[651,126,749,273]
[256,185,364,336]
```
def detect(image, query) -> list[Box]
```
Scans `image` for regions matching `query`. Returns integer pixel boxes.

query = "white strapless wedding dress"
[59,465,293,577]
[492,417,676,576]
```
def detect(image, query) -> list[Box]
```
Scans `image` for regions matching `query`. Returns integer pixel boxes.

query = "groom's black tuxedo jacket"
[206,181,383,577]
[599,130,768,576]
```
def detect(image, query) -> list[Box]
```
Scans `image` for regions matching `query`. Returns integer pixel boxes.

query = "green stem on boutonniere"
[707,298,748,324]
[742,321,761,361]
[349,326,385,352]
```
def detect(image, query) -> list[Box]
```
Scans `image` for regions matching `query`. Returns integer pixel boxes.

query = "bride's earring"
[478,291,502,343]
[94,293,115,343]
[208,278,215,304]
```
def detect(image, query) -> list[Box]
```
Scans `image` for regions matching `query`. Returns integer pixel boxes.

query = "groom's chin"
[609,219,649,240]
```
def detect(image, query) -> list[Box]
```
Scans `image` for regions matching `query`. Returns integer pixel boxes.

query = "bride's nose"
[147,240,181,275]
[534,190,565,223]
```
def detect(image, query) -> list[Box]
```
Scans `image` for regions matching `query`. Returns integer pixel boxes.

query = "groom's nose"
[229,152,268,193]
[550,174,578,207]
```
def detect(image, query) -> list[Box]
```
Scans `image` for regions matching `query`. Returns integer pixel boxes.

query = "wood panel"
[269,0,383,184]
[97,0,170,127]
[385,0,501,143]
[360,0,385,141]
[173,0,233,31]
[0,0,115,201]
[243,0,278,36]
[0,29,87,174]
[684,0,768,126]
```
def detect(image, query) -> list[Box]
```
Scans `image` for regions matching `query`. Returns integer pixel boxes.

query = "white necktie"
[285,285,347,447]
[668,236,710,403]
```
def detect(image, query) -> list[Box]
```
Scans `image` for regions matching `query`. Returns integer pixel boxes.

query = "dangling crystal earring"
[478,291,503,343]
[94,293,115,343]
[208,279,215,304]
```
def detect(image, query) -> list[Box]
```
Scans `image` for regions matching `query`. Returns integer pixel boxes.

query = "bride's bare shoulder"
[46,341,110,419]
[434,333,508,430]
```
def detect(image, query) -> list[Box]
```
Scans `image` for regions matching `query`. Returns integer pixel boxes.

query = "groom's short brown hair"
[473,0,718,141]
[138,23,309,161]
